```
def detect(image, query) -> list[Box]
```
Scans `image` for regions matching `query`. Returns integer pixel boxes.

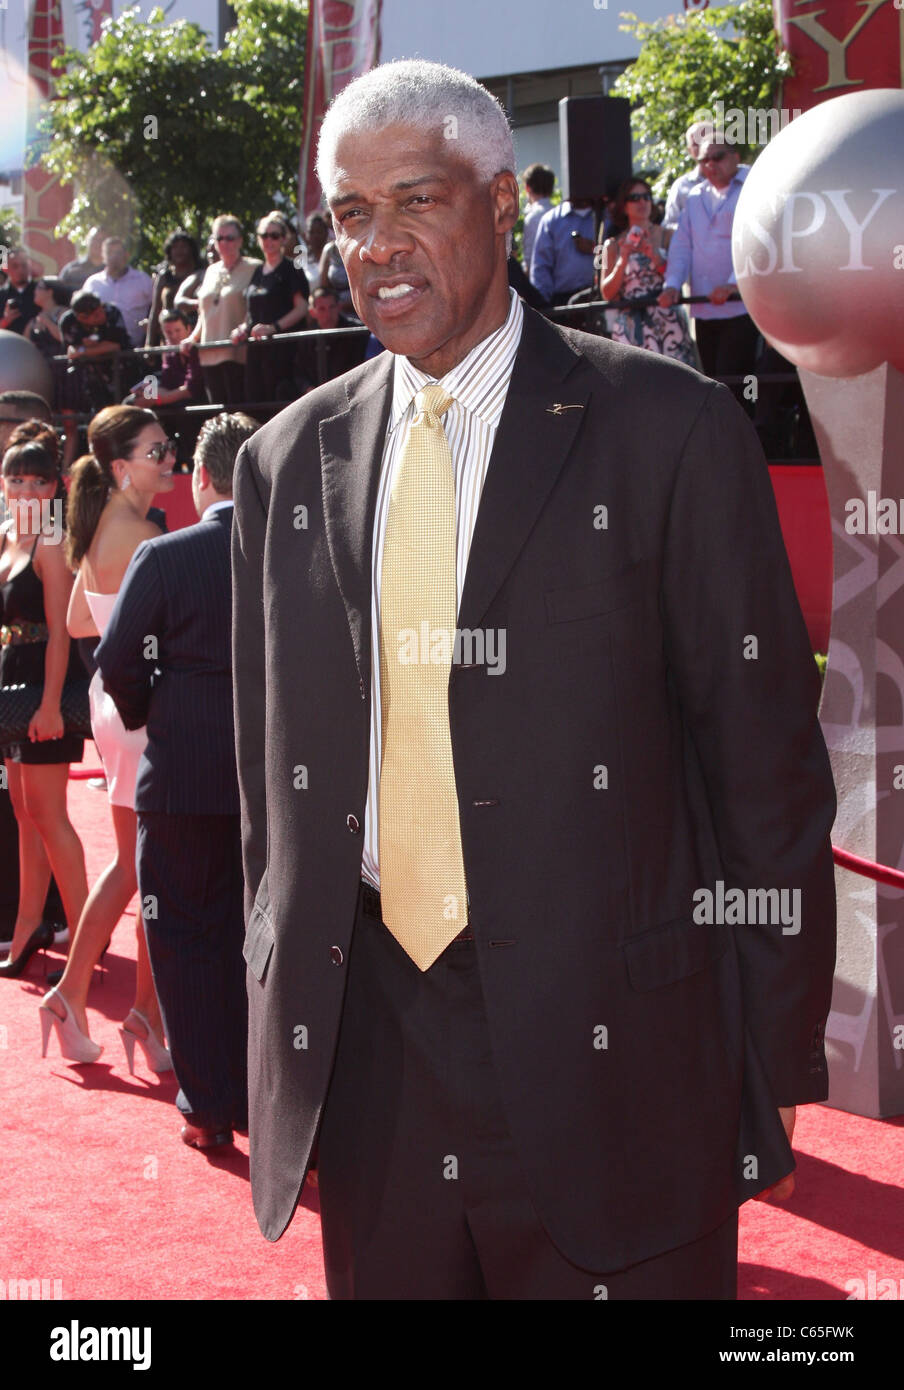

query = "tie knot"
[415,383,453,424]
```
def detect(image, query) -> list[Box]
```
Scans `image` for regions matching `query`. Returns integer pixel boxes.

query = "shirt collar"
[390,287,524,432]
[561,201,594,218]
[702,165,748,197]
[202,498,234,520]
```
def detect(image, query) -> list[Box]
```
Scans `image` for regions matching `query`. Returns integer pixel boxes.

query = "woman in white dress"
[39,405,175,1068]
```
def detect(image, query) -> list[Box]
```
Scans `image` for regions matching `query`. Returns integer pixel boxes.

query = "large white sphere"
[732,88,904,378]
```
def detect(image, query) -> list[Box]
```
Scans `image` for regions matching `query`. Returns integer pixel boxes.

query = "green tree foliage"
[613,0,790,199]
[41,0,307,268]
[0,206,23,259]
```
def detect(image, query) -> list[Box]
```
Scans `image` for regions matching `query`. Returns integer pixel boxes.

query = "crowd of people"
[519,120,812,453]
[0,390,253,1149]
[0,125,813,459]
[0,211,371,441]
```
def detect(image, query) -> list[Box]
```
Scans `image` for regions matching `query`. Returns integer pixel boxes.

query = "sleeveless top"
[0,531,44,626]
[0,531,85,688]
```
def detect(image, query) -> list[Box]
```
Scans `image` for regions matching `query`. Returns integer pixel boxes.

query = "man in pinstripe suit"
[97,412,259,1148]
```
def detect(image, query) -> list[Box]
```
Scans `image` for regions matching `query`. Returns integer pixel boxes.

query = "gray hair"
[316,59,515,196]
[685,119,715,155]
[211,214,243,239]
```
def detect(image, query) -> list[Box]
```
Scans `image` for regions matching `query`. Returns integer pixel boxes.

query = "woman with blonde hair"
[231,210,309,404]
[180,215,260,405]
[39,405,175,1069]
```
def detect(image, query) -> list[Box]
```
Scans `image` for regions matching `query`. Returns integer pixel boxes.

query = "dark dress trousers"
[96,505,247,1129]
[231,306,837,1285]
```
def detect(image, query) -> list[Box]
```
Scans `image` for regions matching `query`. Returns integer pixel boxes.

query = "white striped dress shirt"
[361,288,524,889]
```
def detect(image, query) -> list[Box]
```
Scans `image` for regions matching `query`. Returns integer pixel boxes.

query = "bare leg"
[20,763,88,947]
[4,760,52,959]
[49,803,139,1038]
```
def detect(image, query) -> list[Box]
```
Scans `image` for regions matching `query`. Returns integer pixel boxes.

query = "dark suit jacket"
[95,505,240,816]
[232,306,837,1267]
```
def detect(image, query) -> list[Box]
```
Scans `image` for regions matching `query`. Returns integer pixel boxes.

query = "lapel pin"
[546,403,584,416]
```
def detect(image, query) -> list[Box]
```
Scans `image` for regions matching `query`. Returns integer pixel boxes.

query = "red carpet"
[1,745,902,1300]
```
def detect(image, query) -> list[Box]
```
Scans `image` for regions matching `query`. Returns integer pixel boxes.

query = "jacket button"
[330,945,344,966]
[346,814,360,833]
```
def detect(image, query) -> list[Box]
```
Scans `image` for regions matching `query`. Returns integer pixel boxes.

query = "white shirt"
[361,288,525,888]
[201,499,234,521]
[522,196,553,273]
[663,167,704,230]
[83,265,153,346]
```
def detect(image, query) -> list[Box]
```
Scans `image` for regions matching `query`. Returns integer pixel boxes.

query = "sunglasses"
[141,439,177,462]
[625,192,652,203]
[259,230,284,240]
[697,151,729,164]
[215,233,240,243]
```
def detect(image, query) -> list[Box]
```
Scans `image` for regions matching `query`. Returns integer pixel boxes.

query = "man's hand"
[753,1107,796,1203]
[573,233,595,256]
[658,287,680,308]
[1,306,21,327]
[709,284,735,305]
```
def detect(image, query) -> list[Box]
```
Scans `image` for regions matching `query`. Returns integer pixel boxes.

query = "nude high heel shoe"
[39,987,103,1064]
[119,1010,172,1075]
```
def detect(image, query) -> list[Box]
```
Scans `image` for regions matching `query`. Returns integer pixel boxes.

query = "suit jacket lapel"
[320,352,394,689]
[457,307,589,633]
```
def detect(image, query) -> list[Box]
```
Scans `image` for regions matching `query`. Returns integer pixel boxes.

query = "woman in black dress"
[145,230,203,346]
[0,426,88,977]
[231,211,309,404]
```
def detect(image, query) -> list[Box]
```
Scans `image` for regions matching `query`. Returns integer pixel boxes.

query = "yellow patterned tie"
[379,383,468,971]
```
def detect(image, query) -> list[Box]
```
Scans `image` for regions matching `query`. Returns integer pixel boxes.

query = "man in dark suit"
[97,412,259,1148]
[231,61,836,1299]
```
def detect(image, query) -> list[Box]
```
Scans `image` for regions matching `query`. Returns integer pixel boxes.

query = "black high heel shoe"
[0,923,53,979]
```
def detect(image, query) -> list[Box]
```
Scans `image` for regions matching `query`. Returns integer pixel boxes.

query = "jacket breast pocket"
[545,560,648,625]
[623,915,727,993]
[243,883,275,983]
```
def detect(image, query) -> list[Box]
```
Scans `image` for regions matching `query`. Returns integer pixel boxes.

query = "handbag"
[0,678,92,745]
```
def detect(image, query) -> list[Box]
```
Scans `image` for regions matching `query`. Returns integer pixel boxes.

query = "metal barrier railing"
[49,305,815,463]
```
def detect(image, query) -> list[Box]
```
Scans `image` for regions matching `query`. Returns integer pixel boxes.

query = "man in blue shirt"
[520,163,555,276]
[529,198,596,305]
[659,135,758,388]
[662,120,712,230]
